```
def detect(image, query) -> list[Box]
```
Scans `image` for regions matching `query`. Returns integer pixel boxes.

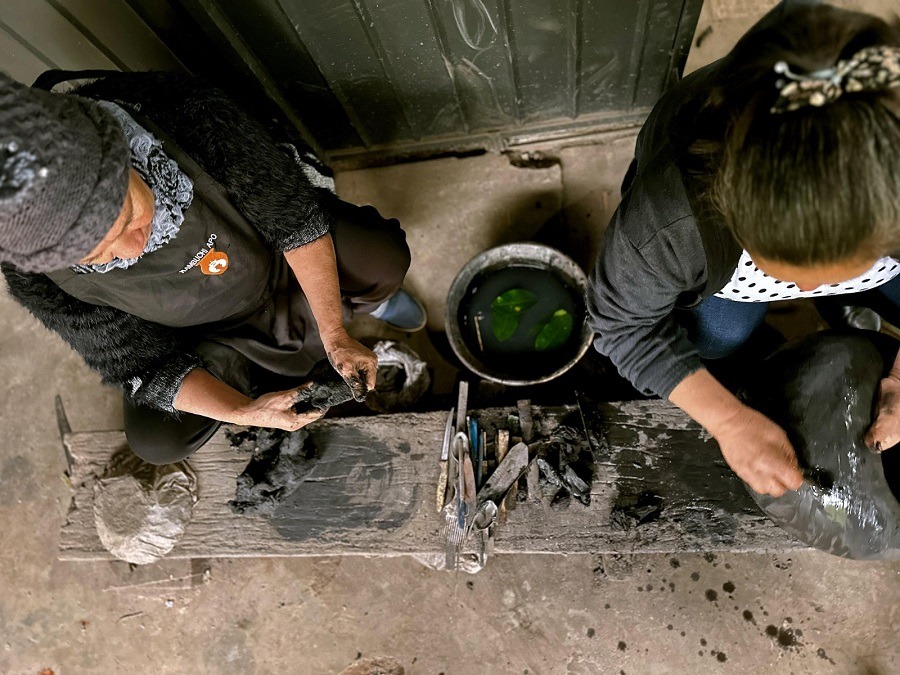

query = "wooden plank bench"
[59,401,803,561]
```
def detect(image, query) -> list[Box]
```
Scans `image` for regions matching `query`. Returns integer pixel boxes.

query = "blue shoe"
[369,289,427,331]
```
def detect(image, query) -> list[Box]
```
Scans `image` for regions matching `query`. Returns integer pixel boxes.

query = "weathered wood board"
[59,401,804,561]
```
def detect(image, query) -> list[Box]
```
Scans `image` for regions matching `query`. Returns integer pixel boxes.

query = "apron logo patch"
[200,249,229,276]
[180,234,229,275]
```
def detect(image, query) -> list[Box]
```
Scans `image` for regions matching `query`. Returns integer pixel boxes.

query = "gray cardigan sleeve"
[587,212,708,399]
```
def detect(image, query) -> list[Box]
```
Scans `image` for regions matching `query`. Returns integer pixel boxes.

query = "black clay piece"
[741,331,900,560]
[609,491,665,531]
[292,359,365,414]
[228,428,318,516]
[535,426,594,506]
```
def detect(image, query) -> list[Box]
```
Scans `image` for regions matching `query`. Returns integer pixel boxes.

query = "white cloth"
[714,251,900,303]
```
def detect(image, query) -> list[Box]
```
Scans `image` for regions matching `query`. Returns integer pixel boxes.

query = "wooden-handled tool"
[436,407,455,513]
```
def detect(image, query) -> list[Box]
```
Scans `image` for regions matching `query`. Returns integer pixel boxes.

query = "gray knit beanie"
[0,71,130,273]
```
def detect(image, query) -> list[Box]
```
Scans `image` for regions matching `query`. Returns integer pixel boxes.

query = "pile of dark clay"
[228,358,410,517]
[530,426,594,506]
[227,427,319,516]
[291,359,367,414]
[609,491,665,530]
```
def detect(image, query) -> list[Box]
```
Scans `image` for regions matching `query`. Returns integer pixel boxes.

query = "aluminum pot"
[444,243,593,385]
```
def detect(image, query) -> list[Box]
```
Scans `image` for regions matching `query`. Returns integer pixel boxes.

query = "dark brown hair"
[699,1,900,265]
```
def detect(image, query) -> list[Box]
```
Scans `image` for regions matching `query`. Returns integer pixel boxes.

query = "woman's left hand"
[323,329,378,400]
[865,372,900,453]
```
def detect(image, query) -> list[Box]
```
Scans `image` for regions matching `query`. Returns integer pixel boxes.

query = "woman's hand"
[284,236,377,400]
[322,329,378,400]
[669,368,802,497]
[235,384,326,431]
[865,373,900,453]
[713,406,804,497]
[174,370,324,431]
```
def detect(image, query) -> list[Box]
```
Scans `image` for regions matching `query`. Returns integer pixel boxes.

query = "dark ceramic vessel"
[741,331,900,560]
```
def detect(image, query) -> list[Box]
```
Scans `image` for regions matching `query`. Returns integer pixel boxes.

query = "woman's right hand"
[235,385,326,431]
[669,368,803,498]
[713,406,803,497]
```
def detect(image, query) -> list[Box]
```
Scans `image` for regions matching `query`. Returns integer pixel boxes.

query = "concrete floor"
[2,1,899,673]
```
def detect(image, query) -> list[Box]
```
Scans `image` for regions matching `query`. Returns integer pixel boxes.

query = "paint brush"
[496,429,511,523]
[477,429,486,487]
[574,390,597,453]
[474,312,485,352]
[801,466,834,492]
[468,416,479,461]
[436,407,455,513]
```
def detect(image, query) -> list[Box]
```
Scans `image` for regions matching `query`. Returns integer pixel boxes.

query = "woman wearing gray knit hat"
[0,69,426,465]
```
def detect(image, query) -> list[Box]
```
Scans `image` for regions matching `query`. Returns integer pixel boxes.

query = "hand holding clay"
[237,385,326,431]
[323,330,378,400]
[865,373,900,453]
[714,406,803,497]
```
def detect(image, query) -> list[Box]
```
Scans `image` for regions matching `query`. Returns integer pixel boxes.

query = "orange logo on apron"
[200,249,229,276]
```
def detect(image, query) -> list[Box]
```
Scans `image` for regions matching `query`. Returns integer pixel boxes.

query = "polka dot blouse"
[714,251,900,303]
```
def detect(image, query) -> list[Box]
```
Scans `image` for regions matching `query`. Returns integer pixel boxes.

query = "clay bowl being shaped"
[740,331,900,560]
[445,243,593,386]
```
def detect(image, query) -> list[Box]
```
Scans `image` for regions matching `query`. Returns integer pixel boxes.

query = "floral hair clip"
[771,45,900,113]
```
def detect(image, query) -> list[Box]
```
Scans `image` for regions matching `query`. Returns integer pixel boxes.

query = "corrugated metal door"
[162,0,702,163]
[0,0,184,83]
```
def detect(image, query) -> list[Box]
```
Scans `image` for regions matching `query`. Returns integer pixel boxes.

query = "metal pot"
[444,243,593,386]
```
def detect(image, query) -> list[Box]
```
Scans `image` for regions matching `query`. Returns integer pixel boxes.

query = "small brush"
[801,467,834,492]
[474,312,485,352]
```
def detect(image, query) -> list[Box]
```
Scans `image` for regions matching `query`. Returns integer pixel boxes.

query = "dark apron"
[47,115,325,393]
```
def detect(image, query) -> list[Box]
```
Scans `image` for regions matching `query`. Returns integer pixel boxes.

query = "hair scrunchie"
[771,45,900,113]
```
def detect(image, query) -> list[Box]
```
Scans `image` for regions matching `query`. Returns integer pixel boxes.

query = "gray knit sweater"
[587,62,741,398]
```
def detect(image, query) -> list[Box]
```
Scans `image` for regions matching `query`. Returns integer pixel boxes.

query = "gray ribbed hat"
[0,71,130,273]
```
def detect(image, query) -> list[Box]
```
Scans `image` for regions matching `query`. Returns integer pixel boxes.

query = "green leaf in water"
[534,309,573,351]
[491,288,537,342]
[491,288,538,313]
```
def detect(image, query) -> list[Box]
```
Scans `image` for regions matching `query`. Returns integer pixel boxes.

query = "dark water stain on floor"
[816,647,835,664]
[765,624,803,651]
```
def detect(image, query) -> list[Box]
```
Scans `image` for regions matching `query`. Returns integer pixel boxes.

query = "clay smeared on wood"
[609,491,665,531]
[228,428,318,516]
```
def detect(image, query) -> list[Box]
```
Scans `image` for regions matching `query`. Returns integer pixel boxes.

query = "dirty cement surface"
[2,154,896,675]
[2,1,899,673]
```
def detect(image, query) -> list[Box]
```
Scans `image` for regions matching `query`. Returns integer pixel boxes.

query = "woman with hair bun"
[587,0,900,496]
